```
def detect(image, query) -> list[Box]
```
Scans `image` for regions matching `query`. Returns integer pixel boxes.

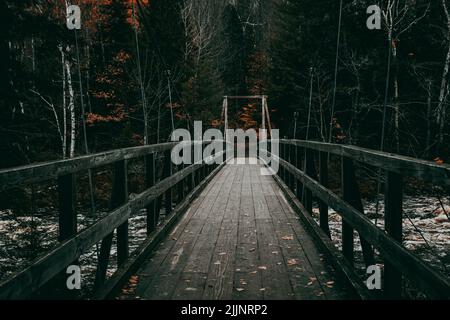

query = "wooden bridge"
[0,139,450,300]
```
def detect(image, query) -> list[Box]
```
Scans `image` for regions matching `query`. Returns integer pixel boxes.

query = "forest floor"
[310,195,450,298]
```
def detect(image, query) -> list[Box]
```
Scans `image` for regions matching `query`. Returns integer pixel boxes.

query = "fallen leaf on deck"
[258,266,267,270]
[287,259,299,266]
[185,287,197,291]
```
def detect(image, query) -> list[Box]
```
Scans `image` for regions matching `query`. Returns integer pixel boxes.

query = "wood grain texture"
[117,161,355,300]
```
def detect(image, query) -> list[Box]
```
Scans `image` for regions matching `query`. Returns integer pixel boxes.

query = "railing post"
[341,157,375,266]
[289,144,296,190]
[190,143,195,190]
[164,149,173,215]
[304,149,314,213]
[145,153,157,234]
[58,173,77,242]
[94,159,128,289]
[319,152,331,237]
[384,171,403,299]
[57,173,77,298]
[295,145,303,201]
[177,163,185,203]
[114,160,129,267]
[341,157,355,264]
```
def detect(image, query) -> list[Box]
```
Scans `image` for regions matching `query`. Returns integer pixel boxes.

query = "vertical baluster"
[164,149,173,215]
[58,173,77,241]
[304,149,314,213]
[295,146,303,201]
[145,153,156,234]
[342,157,375,266]
[341,157,355,264]
[281,143,286,181]
[57,173,77,297]
[319,152,331,237]
[114,160,129,267]
[287,144,292,188]
[95,160,128,289]
[384,171,403,299]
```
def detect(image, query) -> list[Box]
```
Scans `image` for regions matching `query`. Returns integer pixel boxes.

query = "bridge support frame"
[384,171,403,299]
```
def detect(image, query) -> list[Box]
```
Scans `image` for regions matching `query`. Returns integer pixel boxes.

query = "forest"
[1,0,450,169]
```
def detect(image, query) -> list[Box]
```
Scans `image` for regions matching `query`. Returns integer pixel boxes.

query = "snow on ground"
[0,207,151,297]
[311,196,450,278]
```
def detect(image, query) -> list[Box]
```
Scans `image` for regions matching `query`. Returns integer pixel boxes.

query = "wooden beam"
[0,141,214,192]
[279,140,450,187]
[225,95,265,99]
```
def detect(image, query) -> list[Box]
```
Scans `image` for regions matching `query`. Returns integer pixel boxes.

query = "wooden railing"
[271,139,450,299]
[0,140,227,299]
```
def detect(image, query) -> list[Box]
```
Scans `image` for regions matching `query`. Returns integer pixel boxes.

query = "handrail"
[279,139,450,187]
[0,141,212,192]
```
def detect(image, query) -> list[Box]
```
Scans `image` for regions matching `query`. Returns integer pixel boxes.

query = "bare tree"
[381,0,429,152]
[437,0,450,147]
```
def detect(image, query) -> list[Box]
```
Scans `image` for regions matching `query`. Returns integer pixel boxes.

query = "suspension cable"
[301,67,314,199]
[374,30,394,227]
[132,0,149,144]
[166,70,175,133]
[327,0,343,143]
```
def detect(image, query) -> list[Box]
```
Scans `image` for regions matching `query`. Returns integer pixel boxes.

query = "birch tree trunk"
[65,54,76,159]
[59,45,67,159]
[392,42,400,153]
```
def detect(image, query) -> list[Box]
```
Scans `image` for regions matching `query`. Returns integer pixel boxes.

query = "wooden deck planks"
[118,160,355,300]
